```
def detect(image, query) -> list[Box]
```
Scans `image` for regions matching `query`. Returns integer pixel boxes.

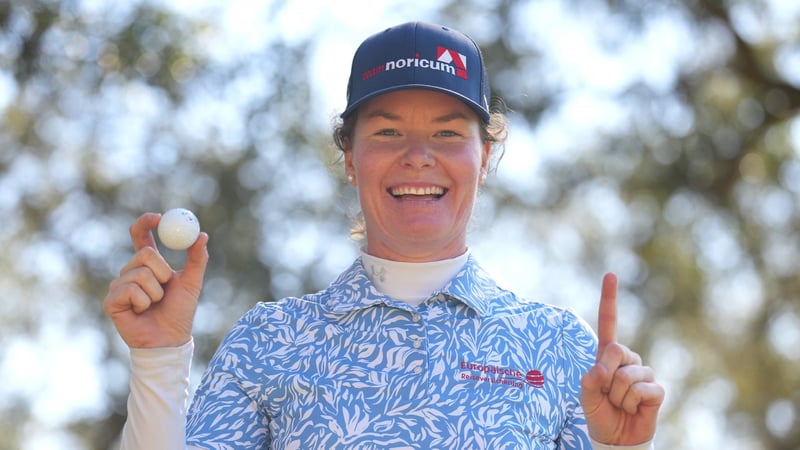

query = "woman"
[104,21,663,449]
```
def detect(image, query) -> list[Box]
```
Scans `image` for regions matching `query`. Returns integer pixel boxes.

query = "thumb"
[181,232,209,290]
[580,363,609,411]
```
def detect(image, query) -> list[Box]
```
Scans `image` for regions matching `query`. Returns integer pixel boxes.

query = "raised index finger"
[129,212,161,251]
[597,272,618,359]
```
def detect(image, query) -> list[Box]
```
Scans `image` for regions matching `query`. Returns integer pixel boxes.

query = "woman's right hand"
[103,212,209,348]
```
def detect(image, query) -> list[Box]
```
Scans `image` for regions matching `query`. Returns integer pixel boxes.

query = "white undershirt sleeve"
[590,438,655,450]
[119,339,194,450]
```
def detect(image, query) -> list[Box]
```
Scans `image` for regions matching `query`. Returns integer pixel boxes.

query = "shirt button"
[413,366,423,375]
[411,313,421,322]
[413,339,423,349]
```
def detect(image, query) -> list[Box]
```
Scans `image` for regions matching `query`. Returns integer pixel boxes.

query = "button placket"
[407,310,427,377]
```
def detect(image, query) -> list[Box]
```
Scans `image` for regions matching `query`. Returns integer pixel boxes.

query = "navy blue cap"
[342,22,491,122]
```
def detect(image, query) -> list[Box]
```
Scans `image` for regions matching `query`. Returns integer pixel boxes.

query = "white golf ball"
[157,208,200,250]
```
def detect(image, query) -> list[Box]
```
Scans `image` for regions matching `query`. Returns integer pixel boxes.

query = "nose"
[401,137,435,168]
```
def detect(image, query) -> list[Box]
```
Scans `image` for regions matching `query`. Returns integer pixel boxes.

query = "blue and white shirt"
[186,255,598,449]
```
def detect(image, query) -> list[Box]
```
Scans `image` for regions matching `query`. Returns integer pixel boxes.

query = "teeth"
[391,186,445,196]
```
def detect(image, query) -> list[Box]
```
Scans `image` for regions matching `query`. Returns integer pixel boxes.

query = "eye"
[436,130,460,137]
[376,128,399,136]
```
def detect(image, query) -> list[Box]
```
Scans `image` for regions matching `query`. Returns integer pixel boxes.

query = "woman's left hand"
[580,273,665,445]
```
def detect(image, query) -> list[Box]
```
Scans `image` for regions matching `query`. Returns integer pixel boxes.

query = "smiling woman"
[104,21,663,450]
[332,53,508,250]
[340,89,493,262]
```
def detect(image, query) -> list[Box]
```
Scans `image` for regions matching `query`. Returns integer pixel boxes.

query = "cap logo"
[361,46,469,82]
[436,46,468,79]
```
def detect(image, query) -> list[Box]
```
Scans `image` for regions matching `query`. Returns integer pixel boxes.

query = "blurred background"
[1,0,799,448]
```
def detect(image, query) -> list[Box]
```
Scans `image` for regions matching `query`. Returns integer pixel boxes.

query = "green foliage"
[1,0,798,448]
[467,0,800,448]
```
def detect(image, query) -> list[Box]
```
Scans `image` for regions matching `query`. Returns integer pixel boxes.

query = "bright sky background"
[4,0,800,449]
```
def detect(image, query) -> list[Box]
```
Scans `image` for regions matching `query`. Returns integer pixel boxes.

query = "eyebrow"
[363,110,401,121]
[432,112,470,123]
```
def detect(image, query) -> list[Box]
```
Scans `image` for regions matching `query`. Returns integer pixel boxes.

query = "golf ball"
[157,208,200,250]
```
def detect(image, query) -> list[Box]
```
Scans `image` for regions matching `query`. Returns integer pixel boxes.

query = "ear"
[344,145,356,185]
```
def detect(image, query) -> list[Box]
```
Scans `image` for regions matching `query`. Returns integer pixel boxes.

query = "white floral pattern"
[186,256,597,449]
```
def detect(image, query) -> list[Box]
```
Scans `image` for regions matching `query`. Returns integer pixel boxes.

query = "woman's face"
[344,89,490,262]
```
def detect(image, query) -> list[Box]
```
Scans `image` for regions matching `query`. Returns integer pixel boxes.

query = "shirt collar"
[322,254,498,317]
[437,254,495,317]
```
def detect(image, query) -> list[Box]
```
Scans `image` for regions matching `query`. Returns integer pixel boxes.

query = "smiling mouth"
[389,185,447,199]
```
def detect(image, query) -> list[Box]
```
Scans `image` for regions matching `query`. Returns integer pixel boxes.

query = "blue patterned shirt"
[186,255,598,449]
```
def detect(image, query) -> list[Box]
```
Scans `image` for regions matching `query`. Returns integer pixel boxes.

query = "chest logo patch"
[459,361,545,390]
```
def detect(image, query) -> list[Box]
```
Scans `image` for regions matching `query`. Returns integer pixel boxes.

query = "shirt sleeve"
[185,307,272,448]
[590,438,655,450]
[119,340,193,450]
[557,308,599,449]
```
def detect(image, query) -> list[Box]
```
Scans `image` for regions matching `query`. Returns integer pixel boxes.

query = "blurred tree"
[0,1,351,448]
[436,0,800,448]
[1,0,798,449]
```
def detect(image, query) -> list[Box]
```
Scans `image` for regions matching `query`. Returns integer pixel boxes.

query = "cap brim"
[341,84,490,122]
